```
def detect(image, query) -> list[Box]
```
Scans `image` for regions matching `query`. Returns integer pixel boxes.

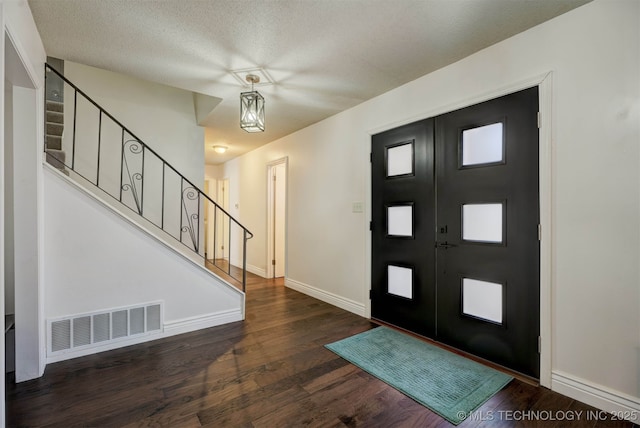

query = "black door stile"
[371,119,436,338]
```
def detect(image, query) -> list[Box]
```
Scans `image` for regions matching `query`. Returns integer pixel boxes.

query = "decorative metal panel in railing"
[44,64,253,291]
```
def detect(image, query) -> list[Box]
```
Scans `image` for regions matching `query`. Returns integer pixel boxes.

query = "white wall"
[64,61,205,187]
[205,164,223,181]
[223,0,640,416]
[43,167,243,355]
[11,85,41,383]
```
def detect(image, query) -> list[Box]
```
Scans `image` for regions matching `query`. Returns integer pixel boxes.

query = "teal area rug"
[325,327,512,425]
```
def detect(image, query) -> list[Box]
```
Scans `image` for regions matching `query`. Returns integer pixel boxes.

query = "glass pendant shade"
[240,90,265,132]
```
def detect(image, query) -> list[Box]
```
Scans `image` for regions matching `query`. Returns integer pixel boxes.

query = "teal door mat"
[325,326,512,425]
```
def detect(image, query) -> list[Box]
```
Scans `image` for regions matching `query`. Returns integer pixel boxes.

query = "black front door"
[371,87,540,378]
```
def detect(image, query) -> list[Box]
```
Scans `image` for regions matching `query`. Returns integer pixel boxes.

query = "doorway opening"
[267,158,287,279]
[203,177,230,265]
[3,29,45,398]
[215,178,230,263]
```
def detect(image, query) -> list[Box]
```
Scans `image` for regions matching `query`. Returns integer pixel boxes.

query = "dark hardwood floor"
[204,259,244,290]
[6,274,638,427]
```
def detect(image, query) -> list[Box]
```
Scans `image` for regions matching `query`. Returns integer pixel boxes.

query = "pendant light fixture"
[240,74,265,132]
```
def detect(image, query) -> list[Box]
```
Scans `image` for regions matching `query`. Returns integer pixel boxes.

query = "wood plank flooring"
[204,259,245,291]
[6,274,638,427]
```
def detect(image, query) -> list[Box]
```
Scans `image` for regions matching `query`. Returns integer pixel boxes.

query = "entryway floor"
[6,274,636,427]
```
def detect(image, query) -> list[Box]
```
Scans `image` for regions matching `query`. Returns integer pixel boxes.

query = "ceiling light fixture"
[240,74,265,133]
[212,145,228,154]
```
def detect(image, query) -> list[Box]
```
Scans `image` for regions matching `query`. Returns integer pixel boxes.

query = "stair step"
[46,110,64,124]
[45,135,62,150]
[46,100,64,113]
[46,122,63,137]
[45,149,67,171]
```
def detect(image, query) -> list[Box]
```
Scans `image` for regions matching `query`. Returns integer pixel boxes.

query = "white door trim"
[266,157,288,279]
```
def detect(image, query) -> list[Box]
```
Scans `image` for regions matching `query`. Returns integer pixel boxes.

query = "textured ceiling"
[28,0,590,165]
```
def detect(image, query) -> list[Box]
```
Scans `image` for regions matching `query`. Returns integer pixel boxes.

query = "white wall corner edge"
[551,371,640,423]
[285,278,366,317]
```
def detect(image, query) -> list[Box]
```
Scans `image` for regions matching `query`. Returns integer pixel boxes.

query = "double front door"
[371,87,540,378]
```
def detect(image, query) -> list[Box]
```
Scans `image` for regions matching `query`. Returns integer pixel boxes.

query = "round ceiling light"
[212,145,228,154]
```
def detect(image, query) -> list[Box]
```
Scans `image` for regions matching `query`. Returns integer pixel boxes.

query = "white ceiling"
[28,0,590,165]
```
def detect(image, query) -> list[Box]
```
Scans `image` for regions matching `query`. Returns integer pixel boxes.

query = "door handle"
[436,241,457,249]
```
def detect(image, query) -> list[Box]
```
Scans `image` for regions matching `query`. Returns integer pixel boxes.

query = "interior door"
[370,87,540,378]
[371,119,436,338]
[435,87,540,377]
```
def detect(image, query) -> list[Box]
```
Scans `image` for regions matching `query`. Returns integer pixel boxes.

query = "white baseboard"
[285,278,366,317]
[552,371,640,423]
[164,309,243,335]
[246,264,267,278]
[46,309,243,365]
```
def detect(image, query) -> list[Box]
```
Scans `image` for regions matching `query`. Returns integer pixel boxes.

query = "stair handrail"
[45,63,254,290]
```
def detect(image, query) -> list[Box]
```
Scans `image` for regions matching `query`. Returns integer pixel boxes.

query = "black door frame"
[365,74,554,388]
